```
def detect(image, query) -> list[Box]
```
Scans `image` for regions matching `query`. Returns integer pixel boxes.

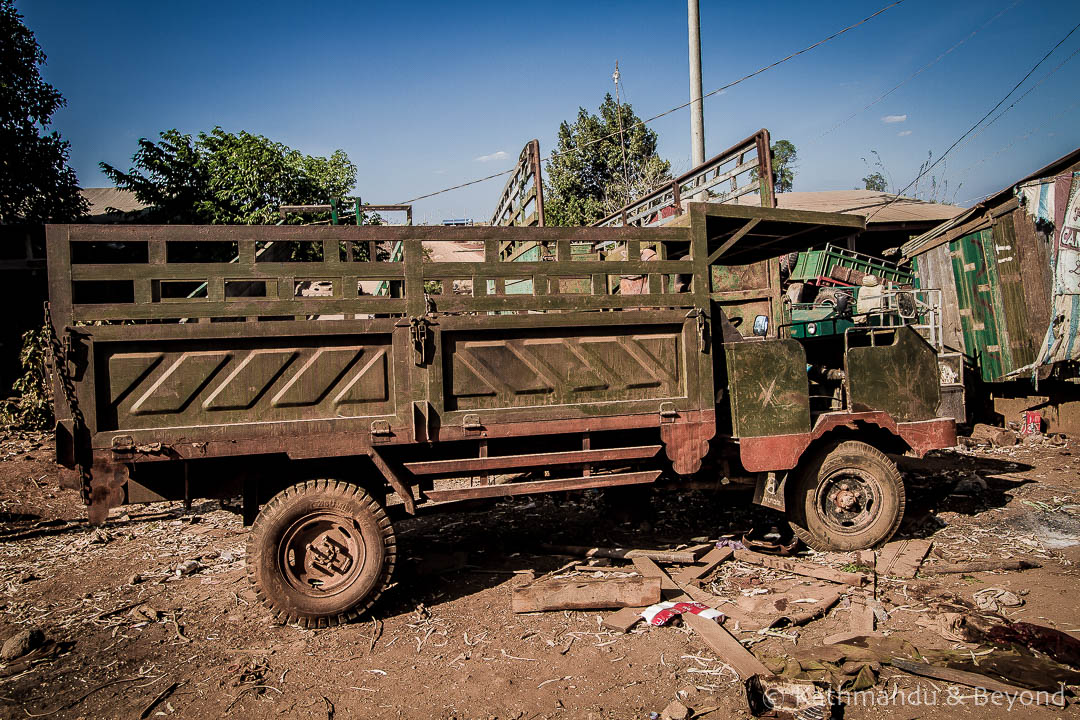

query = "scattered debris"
[745,674,832,719]
[659,699,689,720]
[672,546,733,584]
[922,559,1041,574]
[876,538,931,578]
[175,559,202,576]
[969,423,1019,447]
[733,549,866,586]
[1,626,44,661]
[539,543,699,563]
[890,658,1064,706]
[683,612,770,679]
[973,587,1024,613]
[641,601,723,627]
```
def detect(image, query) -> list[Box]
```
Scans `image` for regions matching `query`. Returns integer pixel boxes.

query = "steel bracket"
[462,413,484,435]
[370,419,392,442]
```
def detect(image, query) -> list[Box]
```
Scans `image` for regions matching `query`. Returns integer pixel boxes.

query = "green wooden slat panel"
[951,230,1003,382]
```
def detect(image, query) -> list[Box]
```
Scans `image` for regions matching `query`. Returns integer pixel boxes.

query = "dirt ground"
[1,430,1080,719]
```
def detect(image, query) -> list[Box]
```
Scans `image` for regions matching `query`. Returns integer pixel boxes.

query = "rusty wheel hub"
[817,470,880,534]
[279,513,365,597]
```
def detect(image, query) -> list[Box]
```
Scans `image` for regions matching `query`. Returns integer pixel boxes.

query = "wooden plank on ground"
[733,549,866,586]
[920,559,1041,575]
[890,658,1064,706]
[684,612,770,679]
[877,539,932,578]
[852,598,876,633]
[676,583,760,630]
[512,576,660,613]
[632,556,679,591]
[673,547,734,584]
[541,544,696,564]
[602,606,645,633]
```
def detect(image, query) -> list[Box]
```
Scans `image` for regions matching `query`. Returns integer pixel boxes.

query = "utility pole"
[687,0,705,170]
[612,62,632,211]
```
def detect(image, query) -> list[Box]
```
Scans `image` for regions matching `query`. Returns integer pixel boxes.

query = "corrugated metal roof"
[80,187,145,216]
[736,190,962,224]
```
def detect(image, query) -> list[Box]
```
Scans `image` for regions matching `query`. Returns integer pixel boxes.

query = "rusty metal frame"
[593,129,776,228]
[490,139,544,228]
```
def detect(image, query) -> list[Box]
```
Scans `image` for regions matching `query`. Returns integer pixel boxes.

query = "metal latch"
[685,308,707,352]
[659,402,678,423]
[409,316,429,366]
[370,419,392,441]
[111,435,135,452]
[463,413,483,434]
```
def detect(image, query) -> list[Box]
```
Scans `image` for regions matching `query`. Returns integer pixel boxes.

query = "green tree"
[862,172,888,192]
[101,127,357,224]
[544,94,671,226]
[771,140,798,193]
[0,0,88,223]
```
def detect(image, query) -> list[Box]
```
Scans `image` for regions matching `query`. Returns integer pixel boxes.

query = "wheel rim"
[279,512,367,598]
[814,468,882,535]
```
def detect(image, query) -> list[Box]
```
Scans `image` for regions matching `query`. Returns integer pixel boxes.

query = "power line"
[399,0,907,206]
[866,19,1080,221]
[948,43,1080,165]
[954,96,1079,194]
[810,0,1022,144]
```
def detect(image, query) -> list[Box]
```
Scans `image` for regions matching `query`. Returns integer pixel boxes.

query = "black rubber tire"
[787,441,905,551]
[247,479,395,627]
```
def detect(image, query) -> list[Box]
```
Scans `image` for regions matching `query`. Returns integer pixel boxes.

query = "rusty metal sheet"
[739,412,955,473]
[101,335,394,432]
[724,339,810,438]
[846,327,940,422]
[442,326,685,412]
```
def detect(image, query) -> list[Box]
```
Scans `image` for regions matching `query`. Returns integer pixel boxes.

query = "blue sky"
[22,0,1080,224]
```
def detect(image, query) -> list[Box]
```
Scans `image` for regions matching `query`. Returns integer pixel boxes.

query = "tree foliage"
[0,0,88,223]
[862,172,888,192]
[0,325,52,430]
[771,140,798,193]
[544,94,671,226]
[101,128,357,224]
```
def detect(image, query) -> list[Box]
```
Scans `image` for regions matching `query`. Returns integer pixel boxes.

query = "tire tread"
[246,479,396,628]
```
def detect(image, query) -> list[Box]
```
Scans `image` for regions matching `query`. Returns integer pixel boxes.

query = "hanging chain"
[44,302,91,503]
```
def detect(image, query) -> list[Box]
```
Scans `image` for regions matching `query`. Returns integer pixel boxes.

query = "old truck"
[46,202,955,626]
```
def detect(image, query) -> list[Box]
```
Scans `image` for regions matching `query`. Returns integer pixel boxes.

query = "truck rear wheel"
[247,479,396,627]
[787,441,904,551]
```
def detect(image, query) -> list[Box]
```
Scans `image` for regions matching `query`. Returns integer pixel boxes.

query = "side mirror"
[896,291,917,320]
[753,315,769,337]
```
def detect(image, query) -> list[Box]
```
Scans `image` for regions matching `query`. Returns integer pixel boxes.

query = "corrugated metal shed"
[902,147,1080,384]
[80,187,146,219]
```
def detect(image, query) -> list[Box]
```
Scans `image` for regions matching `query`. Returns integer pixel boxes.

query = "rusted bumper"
[739,412,956,473]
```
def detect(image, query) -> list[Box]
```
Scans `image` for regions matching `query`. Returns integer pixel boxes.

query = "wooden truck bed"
[45,202,955,521]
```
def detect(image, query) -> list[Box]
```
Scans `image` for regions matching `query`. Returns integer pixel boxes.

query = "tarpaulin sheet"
[1028,172,1080,373]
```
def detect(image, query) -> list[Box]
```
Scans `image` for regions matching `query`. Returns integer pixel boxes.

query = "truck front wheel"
[787,441,905,551]
[247,479,396,627]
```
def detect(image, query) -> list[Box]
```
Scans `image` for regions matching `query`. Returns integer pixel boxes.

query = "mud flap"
[87,464,129,525]
[752,471,787,512]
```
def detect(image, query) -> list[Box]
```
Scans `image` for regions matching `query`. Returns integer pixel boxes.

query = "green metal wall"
[948,217,1037,383]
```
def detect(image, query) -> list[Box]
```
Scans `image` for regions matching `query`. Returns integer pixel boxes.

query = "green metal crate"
[790,244,914,285]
